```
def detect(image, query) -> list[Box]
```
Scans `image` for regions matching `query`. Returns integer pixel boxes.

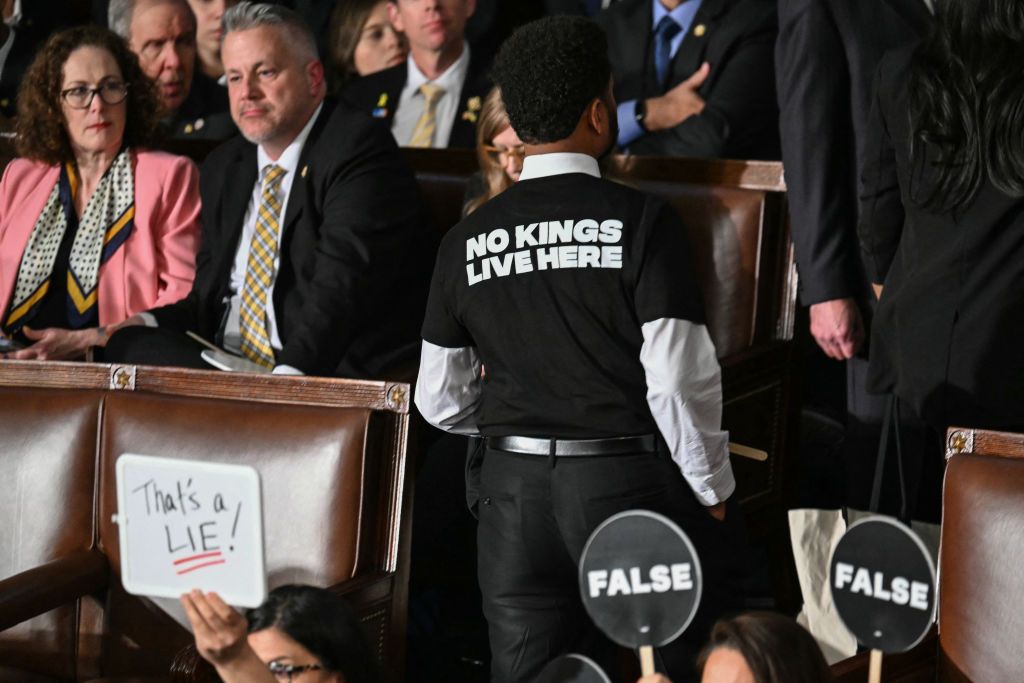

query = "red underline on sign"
[173,551,223,566]
[176,559,227,575]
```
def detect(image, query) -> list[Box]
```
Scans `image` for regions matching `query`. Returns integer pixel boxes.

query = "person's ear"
[306,59,326,96]
[466,0,477,19]
[587,97,607,136]
[388,1,405,33]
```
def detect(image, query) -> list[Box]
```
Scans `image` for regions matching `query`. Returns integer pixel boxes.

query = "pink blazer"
[0,150,200,327]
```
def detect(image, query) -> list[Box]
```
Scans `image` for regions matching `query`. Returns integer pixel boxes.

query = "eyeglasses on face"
[267,660,325,681]
[483,143,526,162]
[60,81,130,109]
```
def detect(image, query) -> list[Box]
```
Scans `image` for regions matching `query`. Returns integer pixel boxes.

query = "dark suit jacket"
[776,0,931,305]
[168,72,237,141]
[0,0,73,116]
[340,51,492,150]
[150,100,436,379]
[859,46,1024,431]
[596,0,780,160]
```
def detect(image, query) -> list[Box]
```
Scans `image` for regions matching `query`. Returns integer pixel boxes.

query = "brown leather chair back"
[0,388,103,680]
[93,391,386,675]
[939,428,1024,682]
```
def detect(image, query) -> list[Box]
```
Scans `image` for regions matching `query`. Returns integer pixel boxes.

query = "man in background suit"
[107,1,433,379]
[110,0,236,140]
[342,0,490,149]
[597,0,780,160]
[775,0,932,508]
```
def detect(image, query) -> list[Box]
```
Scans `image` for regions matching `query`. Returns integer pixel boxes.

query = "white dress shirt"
[413,151,735,505]
[391,43,470,148]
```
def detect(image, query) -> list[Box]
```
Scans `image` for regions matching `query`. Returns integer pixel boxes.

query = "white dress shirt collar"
[519,153,601,181]
[256,102,323,176]
[406,42,471,97]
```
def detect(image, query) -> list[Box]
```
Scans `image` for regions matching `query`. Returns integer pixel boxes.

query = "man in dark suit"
[596,0,780,160]
[107,2,433,379]
[775,0,931,508]
[341,0,490,149]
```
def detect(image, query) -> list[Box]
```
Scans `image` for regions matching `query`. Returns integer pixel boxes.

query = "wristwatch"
[634,99,648,132]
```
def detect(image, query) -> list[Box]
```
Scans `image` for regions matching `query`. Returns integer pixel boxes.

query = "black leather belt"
[486,434,657,457]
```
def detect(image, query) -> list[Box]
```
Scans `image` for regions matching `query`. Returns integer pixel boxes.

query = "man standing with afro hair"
[415,15,748,682]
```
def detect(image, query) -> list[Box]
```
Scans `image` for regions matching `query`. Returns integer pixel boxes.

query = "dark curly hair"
[907,0,1024,211]
[490,16,611,145]
[15,25,161,165]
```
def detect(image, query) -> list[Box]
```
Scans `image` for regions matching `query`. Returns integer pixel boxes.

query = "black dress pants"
[476,447,748,683]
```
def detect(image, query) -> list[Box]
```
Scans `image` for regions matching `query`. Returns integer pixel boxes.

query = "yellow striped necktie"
[239,164,287,368]
[408,83,445,148]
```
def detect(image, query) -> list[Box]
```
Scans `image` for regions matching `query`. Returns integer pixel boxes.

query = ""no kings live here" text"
[466,218,624,286]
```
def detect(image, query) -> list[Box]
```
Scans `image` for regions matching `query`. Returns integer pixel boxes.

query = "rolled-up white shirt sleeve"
[414,340,483,435]
[640,317,735,505]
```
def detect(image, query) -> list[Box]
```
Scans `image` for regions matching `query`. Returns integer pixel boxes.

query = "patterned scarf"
[3,149,135,334]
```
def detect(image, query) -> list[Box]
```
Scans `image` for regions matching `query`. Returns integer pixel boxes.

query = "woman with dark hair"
[858,0,1024,517]
[182,586,380,683]
[327,0,406,91]
[462,87,524,216]
[0,25,200,360]
[635,612,833,683]
[697,612,833,683]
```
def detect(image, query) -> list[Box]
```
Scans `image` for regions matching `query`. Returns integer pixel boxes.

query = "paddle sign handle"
[868,649,882,683]
[640,645,655,676]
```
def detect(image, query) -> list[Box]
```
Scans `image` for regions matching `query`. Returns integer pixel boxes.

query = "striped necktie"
[408,83,445,148]
[239,164,287,368]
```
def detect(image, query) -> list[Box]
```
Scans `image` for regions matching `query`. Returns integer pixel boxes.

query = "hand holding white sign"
[181,590,276,683]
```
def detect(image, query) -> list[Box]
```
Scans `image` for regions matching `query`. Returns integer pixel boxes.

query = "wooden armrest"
[0,549,109,631]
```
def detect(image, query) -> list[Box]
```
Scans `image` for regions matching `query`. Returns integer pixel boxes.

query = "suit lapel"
[880,0,933,34]
[375,63,406,123]
[449,53,490,149]
[217,145,256,282]
[668,0,727,90]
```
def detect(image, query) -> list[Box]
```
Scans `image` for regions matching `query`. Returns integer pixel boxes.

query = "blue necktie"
[654,15,682,90]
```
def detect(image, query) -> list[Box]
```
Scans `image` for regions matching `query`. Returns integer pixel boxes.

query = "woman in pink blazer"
[0,26,200,361]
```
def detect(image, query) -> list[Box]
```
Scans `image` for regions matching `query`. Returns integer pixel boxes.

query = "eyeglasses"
[483,143,526,162]
[268,661,324,681]
[60,81,130,109]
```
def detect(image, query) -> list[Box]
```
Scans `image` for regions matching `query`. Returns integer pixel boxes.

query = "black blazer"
[859,46,1024,431]
[340,51,492,150]
[776,0,931,305]
[596,0,780,160]
[150,100,436,379]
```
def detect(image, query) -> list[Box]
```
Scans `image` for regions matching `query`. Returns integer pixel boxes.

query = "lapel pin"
[694,23,707,37]
[301,165,308,178]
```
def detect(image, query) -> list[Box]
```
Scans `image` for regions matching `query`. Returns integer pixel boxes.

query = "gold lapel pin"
[694,23,707,37]
[301,165,308,178]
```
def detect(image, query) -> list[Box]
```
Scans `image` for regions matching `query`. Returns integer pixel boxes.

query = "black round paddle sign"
[829,516,936,653]
[578,509,702,648]
[536,654,611,683]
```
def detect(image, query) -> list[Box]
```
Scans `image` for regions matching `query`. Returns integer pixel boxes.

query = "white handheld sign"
[114,454,267,607]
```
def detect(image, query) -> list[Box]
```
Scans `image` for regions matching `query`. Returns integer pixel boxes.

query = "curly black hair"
[490,15,611,145]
